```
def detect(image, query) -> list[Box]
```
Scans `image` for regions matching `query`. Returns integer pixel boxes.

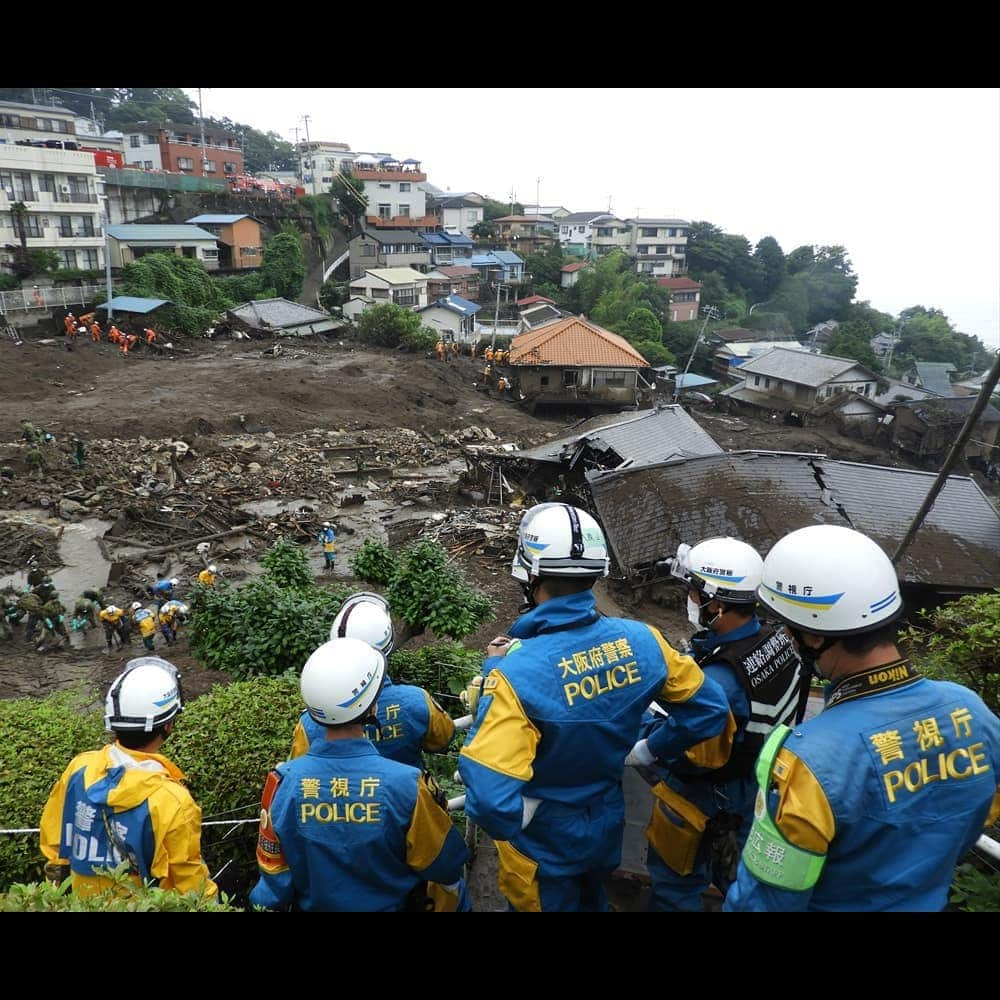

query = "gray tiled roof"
[912,362,958,397]
[514,406,723,466]
[587,451,1000,589]
[228,298,331,328]
[737,348,876,386]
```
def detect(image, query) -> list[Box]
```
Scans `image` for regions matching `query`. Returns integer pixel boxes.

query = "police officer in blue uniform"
[632,536,806,911]
[725,523,1000,912]
[459,502,732,912]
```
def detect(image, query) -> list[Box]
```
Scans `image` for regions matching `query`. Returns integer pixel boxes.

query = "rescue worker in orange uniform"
[108,324,121,345]
[63,312,77,335]
[144,327,158,346]
[90,320,102,342]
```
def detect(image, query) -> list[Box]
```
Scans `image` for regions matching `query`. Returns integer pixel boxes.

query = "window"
[202,248,219,260]
[466,210,478,223]
[594,370,636,387]
[143,161,153,170]
[240,246,260,257]
[378,183,391,189]
[177,157,194,170]
[638,245,650,254]
[18,215,43,237]
[76,216,96,237]
[12,172,34,200]
[399,182,410,192]
[378,203,391,219]
[641,263,654,273]
[144,133,158,144]
[58,249,76,269]
[764,377,771,389]
[398,204,410,217]
[223,162,237,174]
[863,383,871,396]
[641,227,657,237]
[130,135,141,148]
[656,245,668,253]
[58,215,73,237]
[79,249,98,268]
[540,375,550,386]
[394,291,416,307]
[203,160,216,173]
[563,370,579,387]
[0,114,20,127]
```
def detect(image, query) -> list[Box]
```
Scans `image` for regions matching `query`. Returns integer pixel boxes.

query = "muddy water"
[0,509,113,598]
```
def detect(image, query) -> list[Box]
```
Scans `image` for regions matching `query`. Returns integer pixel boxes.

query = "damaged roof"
[513,405,724,466]
[900,395,1000,426]
[587,450,1000,590]
[510,316,649,368]
[227,298,334,329]
[737,348,877,386]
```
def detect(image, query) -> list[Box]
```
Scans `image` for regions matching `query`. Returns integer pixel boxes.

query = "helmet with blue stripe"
[676,536,762,604]
[105,656,184,733]
[301,637,386,726]
[758,524,902,635]
[511,503,609,583]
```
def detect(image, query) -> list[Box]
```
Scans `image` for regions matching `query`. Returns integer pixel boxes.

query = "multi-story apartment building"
[120,122,243,179]
[557,211,615,250]
[351,155,436,230]
[628,218,688,277]
[0,143,105,274]
[492,215,558,255]
[297,140,356,196]
[589,215,632,258]
[429,192,486,237]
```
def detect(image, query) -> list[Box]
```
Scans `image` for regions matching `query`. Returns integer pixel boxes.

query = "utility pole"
[674,305,719,402]
[291,126,302,185]
[301,116,312,194]
[536,176,541,216]
[492,281,503,350]
[197,88,208,175]
[101,193,113,322]
[509,186,515,216]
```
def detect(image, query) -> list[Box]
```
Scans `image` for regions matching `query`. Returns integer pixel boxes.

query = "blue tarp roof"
[674,373,718,388]
[437,294,480,317]
[422,232,474,247]
[96,296,171,314]
[185,214,252,224]
[492,250,524,264]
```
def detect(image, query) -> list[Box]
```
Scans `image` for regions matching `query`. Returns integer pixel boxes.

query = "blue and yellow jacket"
[725,662,1000,911]
[318,527,336,553]
[39,743,216,899]
[290,675,455,769]
[458,590,731,878]
[250,737,468,911]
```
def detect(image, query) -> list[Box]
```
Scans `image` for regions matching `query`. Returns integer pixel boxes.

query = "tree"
[525,243,565,289]
[633,340,675,366]
[619,307,663,343]
[318,279,349,313]
[7,202,31,278]
[827,320,880,370]
[753,236,786,298]
[471,220,496,241]
[330,169,368,231]
[574,251,632,315]
[206,117,294,173]
[355,302,436,351]
[483,197,522,222]
[261,232,306,300]
[801,245,858,324]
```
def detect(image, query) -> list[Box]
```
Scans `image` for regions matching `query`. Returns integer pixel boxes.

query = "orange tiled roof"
[510,315,649,368]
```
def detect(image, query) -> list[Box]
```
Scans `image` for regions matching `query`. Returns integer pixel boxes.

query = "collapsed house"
[586,450,1000,605]
[224,298,345,338]
[463,404,722,504]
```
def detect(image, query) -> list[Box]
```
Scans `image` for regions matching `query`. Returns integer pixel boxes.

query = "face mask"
[687,596,703,629]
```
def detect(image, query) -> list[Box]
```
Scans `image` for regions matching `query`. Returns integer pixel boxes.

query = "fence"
[0,282,113,317]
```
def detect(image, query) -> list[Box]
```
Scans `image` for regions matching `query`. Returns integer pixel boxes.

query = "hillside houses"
[719,347,879,418]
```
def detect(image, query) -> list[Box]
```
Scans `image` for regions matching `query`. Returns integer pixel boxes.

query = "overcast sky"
[186,87,1000,349]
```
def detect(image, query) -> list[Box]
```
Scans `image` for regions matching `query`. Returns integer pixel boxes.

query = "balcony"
[55,191,98,204]
[354,168,427,182]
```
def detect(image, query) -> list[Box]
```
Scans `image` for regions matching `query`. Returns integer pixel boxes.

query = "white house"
[344,266,430,318]
[417,293,481,343]
[720,347,879,411]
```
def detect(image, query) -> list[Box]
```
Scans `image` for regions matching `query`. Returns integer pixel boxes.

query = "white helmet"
[322,521,331,528]
[105,605,119,615]
[511,503,609,582]
[104,656,183,733]
[758,524,902,636]
[300,637,386,726]
[169,577,179,587]
[329,598,394,654]
[675,537,763,605]
[208,564,217,573]
[131,601,142,611]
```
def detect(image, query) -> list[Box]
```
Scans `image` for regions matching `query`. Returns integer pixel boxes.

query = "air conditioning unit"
[59,184,72,194]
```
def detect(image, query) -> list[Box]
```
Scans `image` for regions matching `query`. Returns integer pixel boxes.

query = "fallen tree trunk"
[116,523,264,562]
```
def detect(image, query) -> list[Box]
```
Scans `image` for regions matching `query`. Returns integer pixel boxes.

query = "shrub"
[950,863,1000,912]
[0,688,107,889]
[0,868,239,911]
[188,538,351,678]
[349,538,399,586]
[387,539,493,640]
[391,641,482,699]
[900,590,1000,714]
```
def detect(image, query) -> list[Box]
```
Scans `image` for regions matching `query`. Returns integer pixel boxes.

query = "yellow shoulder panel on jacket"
[459,671,540,780]
[422,691,456,752]
[648,626,706,704]
[771,746,836,854]
[684,710,738,770]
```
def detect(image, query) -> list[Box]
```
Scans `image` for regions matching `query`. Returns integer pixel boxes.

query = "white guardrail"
[0,283,112,318]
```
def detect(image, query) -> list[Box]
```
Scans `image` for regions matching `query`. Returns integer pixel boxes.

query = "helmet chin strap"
[519,577,542,614]
[788,627,838,679]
